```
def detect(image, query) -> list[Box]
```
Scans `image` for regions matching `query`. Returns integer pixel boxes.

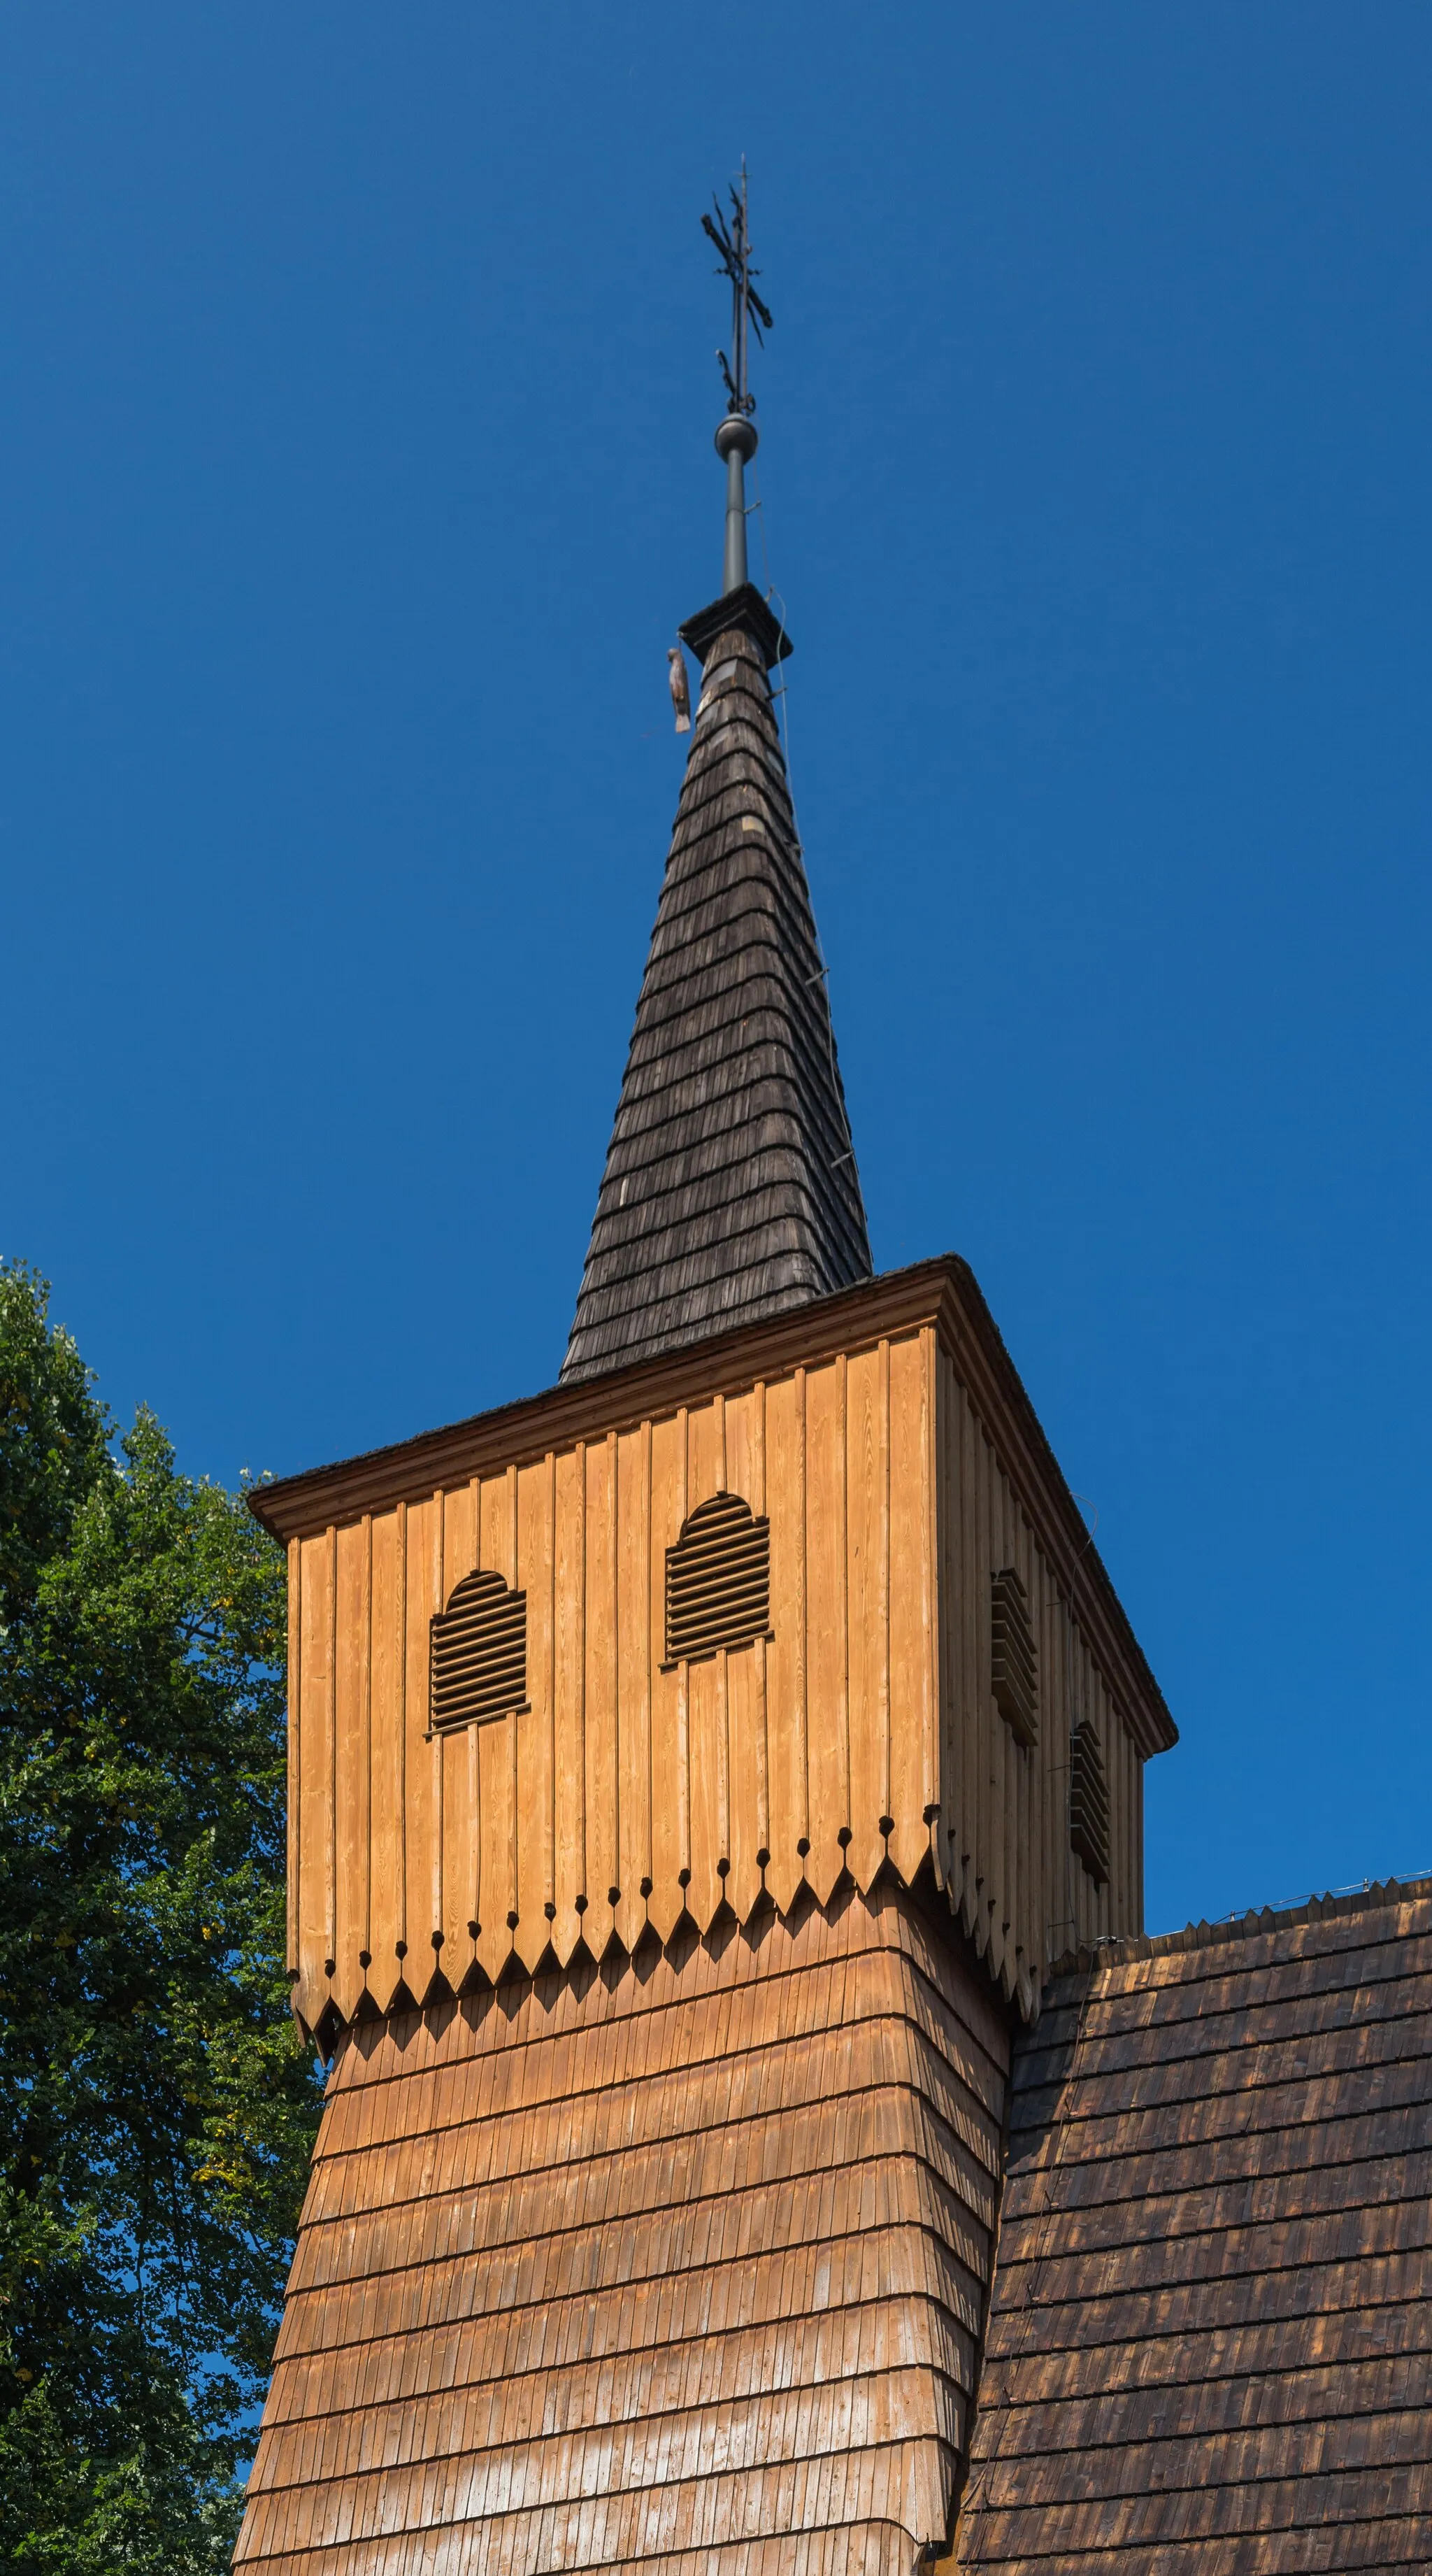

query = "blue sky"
[6,6,1429,1934]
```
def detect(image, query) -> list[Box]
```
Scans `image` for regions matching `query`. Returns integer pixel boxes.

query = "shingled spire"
[561,603,873,1382]
[562,176,871,1383]
[564,178,871,1383]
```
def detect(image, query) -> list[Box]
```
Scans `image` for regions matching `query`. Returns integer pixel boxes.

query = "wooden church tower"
[236,184,1175,2575]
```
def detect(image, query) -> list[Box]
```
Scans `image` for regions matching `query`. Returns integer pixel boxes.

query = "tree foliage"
[0,1262,321,2569]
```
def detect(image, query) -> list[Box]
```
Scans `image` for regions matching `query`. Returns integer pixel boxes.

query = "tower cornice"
[678,579,792,669]
[249,1249,1176,1763]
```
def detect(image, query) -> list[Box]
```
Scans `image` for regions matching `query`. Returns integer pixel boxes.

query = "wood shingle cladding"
[235,1881,1012,2576]
[230,456,1408,2563]
[561,613,872,1383]
[948,1877,1432,2575]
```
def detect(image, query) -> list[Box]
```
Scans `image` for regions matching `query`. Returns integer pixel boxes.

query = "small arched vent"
[1070,1718,1110,1888]
[430,1569,528,1735]
[664,1492,771,1669]
[991,1565,1038,1748]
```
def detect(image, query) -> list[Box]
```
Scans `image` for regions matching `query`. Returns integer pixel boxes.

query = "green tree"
[0,1262,321,2570]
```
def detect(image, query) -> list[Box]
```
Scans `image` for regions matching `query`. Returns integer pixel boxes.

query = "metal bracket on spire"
[702,163,772,594]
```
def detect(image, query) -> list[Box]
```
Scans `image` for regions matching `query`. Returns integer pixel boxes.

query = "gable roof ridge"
[1047,1869,1432,1979]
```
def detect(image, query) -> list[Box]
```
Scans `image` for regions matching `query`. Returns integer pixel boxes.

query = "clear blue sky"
[6,6,1429,1935]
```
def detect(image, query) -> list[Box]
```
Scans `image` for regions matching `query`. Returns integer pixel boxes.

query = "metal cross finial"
[701,163,773,593]
[702,161,773,420]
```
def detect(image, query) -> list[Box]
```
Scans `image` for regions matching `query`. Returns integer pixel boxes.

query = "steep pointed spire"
[561,606,873,1382]
[562,172,872,1384]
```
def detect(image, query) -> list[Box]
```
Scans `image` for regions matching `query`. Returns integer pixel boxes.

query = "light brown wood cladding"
[933,1353,1145,2016]
[235,1881,1010,2576]
[276,1271,1166,2037]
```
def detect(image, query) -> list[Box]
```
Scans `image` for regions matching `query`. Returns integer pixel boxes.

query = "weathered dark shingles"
[562,619,872,1383]
[953,1882,1432,2573]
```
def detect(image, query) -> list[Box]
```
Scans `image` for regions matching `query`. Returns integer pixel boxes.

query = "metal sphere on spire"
[703,162,771,594]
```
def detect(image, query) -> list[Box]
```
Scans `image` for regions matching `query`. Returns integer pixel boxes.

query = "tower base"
[236,1878,1011,2573]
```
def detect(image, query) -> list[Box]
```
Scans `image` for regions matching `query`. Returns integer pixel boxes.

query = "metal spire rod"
[703,162,773,595]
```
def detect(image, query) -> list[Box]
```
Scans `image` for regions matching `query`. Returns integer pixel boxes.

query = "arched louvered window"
[991,1565,1038,1748]
[430,1569,528,1735]
[1070,1718,1110,1888]
[664,1492,771,1670]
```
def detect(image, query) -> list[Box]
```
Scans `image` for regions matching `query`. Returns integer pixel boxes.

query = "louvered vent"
[430,1570,528,1734]
[1070,1718,1111,1888]
[664,1492,771,1669]
[991,1565,1038,1748]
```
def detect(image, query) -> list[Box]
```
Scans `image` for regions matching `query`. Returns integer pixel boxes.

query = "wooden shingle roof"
[561,607,872,1383]
[950,1877,1432,2573]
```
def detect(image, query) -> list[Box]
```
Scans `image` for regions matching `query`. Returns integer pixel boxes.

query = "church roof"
[950,1875,1432,2574]
[561,597,873,1383]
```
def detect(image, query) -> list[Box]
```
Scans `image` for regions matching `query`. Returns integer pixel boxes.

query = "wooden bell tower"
[235,187,1174,2576]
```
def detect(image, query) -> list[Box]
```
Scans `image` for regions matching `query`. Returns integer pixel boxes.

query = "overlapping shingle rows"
[562,618,871,1383]
[953,1881,1432,2573]
[236,1884,1011,2573]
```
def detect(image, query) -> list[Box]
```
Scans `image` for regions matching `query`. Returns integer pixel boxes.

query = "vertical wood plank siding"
[289,1326,1150,2033]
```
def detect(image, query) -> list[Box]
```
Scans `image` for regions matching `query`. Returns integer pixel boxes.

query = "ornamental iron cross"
[702,162,773,418]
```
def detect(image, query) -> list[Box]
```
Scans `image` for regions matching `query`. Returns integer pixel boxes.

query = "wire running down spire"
[702,162,772,595]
